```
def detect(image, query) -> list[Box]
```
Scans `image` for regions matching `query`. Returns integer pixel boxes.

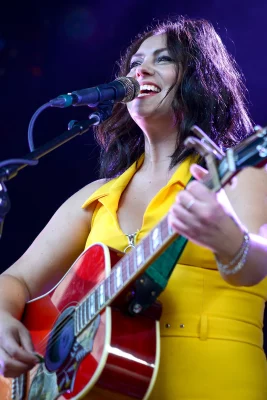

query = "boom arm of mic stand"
[0,105,109,239]
[0,115,100,182]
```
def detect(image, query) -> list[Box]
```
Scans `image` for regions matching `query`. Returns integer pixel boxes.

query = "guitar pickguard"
[25,314,100,400]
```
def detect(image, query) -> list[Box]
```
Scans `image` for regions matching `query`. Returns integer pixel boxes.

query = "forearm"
[0,274,29,319]
[218,234,267,286]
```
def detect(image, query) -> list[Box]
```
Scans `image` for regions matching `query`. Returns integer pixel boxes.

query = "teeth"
[140,84,161,93]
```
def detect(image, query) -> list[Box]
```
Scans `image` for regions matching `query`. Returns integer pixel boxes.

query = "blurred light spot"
[30,66,43,77]
[0,68,6,76]
[0,38,6,51]
[63,8,96,40]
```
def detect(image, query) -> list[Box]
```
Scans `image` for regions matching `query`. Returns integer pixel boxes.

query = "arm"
[220,166,267,285]
[168,165,267,287]
[0,178,105,376]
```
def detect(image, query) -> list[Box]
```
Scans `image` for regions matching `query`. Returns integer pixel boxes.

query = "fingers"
[169,196,203,236]
[176,184,218,218]
[186,179,217,202]
[0,347,35,378]
[169,166,245,254]
[18,327,35,354]
[168,208,200,237]
[5,334,37,366]
[176,189,200,211]
[169,178,225,243]
[190,164,209,181]
[0,323,38,378]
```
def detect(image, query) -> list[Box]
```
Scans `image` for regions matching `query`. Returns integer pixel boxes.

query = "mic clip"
[88,100,115,126]
[67,101,115,133]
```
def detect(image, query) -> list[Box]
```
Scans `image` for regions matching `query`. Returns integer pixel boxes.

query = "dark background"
[0,1,266,351]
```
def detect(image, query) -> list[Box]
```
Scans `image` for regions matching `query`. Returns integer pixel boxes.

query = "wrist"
[214,229,250,275]
[212,214,245,262]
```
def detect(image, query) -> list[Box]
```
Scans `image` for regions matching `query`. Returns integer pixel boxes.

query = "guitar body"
[1,243,160,400]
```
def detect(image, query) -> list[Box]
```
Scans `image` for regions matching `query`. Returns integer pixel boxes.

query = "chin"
[131,112,158,125]
[132,108,174,123]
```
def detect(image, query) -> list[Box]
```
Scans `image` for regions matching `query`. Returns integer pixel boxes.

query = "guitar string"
[26,233,144,352]
[25,318,80,384]
[24,219,169,379]
[25,261,132,382]
[25,255,136,355]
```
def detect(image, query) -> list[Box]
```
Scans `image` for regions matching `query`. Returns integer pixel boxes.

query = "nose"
[135,61,154,78]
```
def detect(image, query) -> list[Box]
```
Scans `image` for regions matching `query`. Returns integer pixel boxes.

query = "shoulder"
[68,178,108,206]
[47,178,109,229]
[61,178,108,209]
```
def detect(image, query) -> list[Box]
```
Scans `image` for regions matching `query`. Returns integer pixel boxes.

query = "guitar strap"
[128,176,193,315]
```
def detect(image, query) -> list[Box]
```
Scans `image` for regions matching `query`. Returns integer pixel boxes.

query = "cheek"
[166,66,180,88]
[126,69,135,78]
[161,90,176,109]
[126,101,134,116]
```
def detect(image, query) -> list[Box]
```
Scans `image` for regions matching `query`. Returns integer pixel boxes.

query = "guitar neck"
[75,215,177,335]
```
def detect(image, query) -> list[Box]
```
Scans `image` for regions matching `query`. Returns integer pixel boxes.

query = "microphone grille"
[116,77,140,103]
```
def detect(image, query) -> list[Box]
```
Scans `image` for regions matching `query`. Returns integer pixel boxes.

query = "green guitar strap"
[145,233,189,290]
[128,176,193,315]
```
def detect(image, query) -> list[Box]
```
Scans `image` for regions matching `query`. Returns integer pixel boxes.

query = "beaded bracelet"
[215,230,250,275]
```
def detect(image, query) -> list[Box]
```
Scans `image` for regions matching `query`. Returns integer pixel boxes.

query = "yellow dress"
[82,155,267,399]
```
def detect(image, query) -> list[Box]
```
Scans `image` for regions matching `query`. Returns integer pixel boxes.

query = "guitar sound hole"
[45,306,75,372]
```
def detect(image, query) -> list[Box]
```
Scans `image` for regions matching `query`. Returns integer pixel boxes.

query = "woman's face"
[126,33,179,125]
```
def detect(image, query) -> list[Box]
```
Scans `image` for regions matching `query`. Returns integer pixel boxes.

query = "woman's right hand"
[0,311,38,378]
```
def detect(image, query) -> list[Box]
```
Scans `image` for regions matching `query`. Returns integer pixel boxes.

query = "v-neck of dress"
[82,154,194,240]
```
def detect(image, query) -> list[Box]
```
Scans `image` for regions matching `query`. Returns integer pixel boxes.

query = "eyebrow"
[131,47,169,59]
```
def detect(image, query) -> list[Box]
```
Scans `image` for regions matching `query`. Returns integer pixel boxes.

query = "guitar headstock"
[185,125,267,191]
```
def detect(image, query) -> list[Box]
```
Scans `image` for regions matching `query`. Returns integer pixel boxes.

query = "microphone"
[50,77,140,108]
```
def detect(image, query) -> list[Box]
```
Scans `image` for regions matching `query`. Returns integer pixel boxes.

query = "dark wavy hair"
[94,16,253,179]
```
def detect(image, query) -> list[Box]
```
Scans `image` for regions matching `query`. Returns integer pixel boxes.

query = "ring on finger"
[185,199,195,211]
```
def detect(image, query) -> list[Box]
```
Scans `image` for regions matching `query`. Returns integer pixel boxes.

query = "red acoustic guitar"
[1,125,267,399]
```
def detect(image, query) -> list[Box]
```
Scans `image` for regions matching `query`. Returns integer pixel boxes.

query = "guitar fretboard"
[74,215,176,335]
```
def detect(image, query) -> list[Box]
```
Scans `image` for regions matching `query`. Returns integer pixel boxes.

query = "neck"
[140,128,178,174]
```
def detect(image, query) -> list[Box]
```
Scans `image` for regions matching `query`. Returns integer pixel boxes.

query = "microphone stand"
[0,101,114,240]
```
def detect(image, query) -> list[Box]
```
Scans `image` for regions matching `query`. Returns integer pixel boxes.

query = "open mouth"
[138,84,161,97]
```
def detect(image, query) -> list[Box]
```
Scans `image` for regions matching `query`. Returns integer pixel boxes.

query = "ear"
[190,164,209,182]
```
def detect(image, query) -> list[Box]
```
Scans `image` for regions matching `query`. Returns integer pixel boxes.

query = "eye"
[129,60,141,69]
[157,55,174,63]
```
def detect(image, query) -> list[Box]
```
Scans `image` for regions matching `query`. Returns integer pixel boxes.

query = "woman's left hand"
[168,164,244,256]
